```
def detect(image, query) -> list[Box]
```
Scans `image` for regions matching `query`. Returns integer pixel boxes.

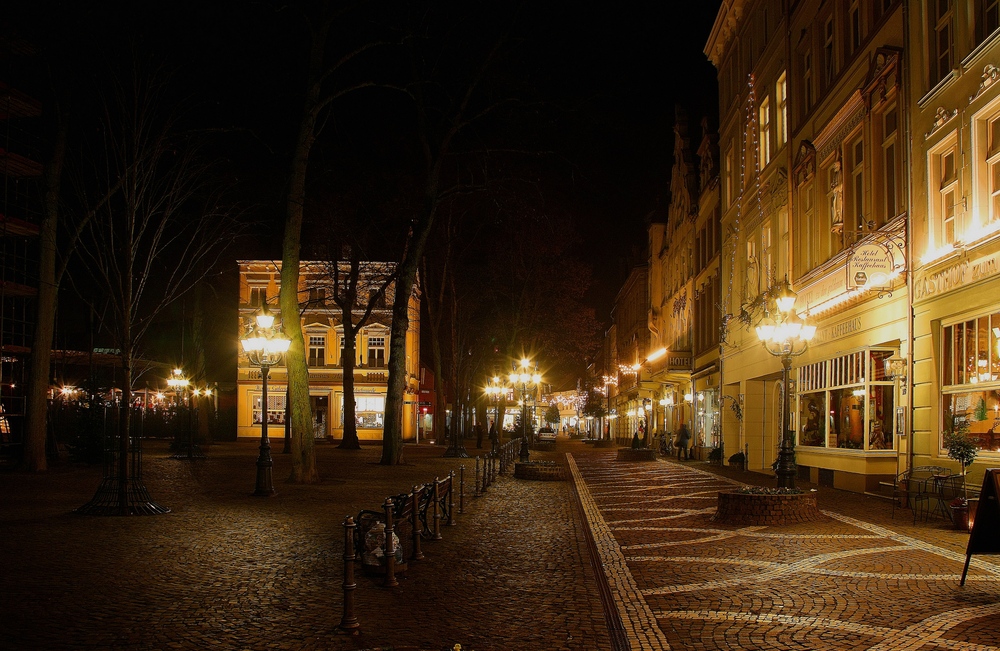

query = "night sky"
[7,1,722,364]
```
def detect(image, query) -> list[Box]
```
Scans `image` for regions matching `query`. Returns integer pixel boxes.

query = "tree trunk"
[22,109,68,472]
[339,332,361,449]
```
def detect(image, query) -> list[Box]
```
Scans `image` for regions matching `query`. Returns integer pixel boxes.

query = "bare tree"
[75,65,238,515]
[314,250,396,449]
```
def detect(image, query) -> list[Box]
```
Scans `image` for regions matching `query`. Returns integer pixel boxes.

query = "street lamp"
[509,358,541,462]
[241,304,291,496]
[601,374,617,442]
[167,368,196,460]
[484,376,506,455]
[755,277,816,489]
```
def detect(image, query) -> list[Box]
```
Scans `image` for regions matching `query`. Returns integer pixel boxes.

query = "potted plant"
[944,426,980,529]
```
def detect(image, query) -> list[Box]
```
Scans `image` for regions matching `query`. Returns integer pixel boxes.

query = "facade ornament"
[925,106,959,139]
[969,63,1000,103]
[829,160,844,233]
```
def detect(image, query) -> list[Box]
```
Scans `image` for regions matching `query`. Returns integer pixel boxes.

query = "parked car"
[538,426,556,442]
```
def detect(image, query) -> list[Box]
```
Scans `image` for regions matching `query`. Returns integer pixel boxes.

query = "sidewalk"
[1,438,998,650]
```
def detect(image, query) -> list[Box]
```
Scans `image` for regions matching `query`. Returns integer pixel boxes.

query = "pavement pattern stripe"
[570,451,1000,651]
[567,453,672,651]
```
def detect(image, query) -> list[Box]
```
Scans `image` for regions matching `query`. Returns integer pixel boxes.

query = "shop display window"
[796,347,896,451]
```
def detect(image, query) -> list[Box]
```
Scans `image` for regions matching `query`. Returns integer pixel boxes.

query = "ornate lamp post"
[167,368,194,459]
[484,376,506,455]
[601,374,617,442]
[755,278,816,490]
[241,304,291,496]
[510,358,541,462]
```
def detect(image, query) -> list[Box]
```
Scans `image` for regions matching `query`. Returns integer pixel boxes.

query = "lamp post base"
[518,435,530,462]
[774,441,796,490]
[254,443,276,496]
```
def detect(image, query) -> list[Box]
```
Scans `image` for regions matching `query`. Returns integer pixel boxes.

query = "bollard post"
[459,466,465,514]
[432,478,443,540]
[447,471,456,526]
[339,516,360,633]
[410,486,424,561]
[482,455,488,492]
[382,498,398,588]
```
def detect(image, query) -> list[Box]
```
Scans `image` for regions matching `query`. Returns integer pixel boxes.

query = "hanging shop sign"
[846,243,896,290]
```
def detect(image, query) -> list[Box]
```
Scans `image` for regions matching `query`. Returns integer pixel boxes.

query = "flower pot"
[951,506,970,531]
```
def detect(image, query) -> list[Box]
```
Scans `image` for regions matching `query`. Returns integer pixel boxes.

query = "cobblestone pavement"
[569,448,1000,651]
[3,438,999,651]
[0,439,609,651]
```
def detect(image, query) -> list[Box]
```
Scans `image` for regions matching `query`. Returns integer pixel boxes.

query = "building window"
[797,349,896,451]
[930,0,954,87]
[342,395,385,429]
[759,96,771,166]
[796,180,815,276]
[803,51,814,111]
[760,219,772,291]
[849,0,862,55]
[976,0,1000,45]
[308,335,326,367]
[776,73,787,148]
[988,114,1000,224]
[724,145,734,206]
[824,16,836,85]
[308,288,325,306]
[928,135,959,250]
[249,286,267,307]
[367,335,386,368]
[942,314,1000,453]
[881,106,900,224]
[848,135,864,229]
[252,392,286,425]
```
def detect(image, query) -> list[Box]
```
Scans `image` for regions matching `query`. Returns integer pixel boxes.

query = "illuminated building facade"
[707,0,910,492]
[908,2,1000,468]
[236,260,420,443]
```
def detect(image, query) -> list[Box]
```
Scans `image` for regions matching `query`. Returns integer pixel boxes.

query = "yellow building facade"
[708,0,911,492]
[908,2,1000,487]
[236,260,420,444]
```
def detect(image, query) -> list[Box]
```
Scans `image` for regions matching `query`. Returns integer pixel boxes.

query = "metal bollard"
[339,516,360,632]
[382,498,398,588]
[411,486,424,561]
[459,466,465,514]
[447,471,456,526]
[432,478,442,540]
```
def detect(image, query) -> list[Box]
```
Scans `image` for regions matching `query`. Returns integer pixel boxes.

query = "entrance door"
[311,395,329,439]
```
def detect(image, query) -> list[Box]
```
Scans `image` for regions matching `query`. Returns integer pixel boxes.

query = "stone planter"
[713,490,824,526]
[615,448,657,462]
[594,439,617,448]
[513,461,566,481]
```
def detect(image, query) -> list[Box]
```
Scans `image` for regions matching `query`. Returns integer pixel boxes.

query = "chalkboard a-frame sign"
[960,468,1000,586]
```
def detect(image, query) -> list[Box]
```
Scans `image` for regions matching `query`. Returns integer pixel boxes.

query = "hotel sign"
[668,354,691,370]
[846,243,895,290]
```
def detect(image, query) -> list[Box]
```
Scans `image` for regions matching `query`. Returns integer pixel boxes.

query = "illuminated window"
[252,392,286,426]
[249,286,267,307]
[342,395,385,429]
[308,335,326,367]
[848,135,864,228]
[367,335,386,368]
[989,115,1000,223]
[928,134,959,248]
[942,314,1000,454]
[758,96,771,166]
[881,107,899,223]
[776,73,787,148]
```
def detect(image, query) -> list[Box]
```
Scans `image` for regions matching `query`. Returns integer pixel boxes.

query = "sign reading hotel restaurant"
[847,243,894,290]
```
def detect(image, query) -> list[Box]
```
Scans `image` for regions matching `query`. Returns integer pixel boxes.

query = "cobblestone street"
[1,438,998,650]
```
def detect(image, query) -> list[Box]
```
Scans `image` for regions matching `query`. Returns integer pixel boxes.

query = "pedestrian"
[676,423,691,461]
[489,420,499,454]
[475,422,485,449]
